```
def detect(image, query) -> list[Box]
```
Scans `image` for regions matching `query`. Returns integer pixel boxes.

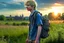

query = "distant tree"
[6,15,14,21]
[9,15,14,21]
[21,14,24,20]
[22,14,24,18]
[10,15,11,17]
[48,12,55,20]
[48,12,62,20]
[61,13,64,20]
[6,18,14,21]
[0,15,6,21]
[57,13,62,20]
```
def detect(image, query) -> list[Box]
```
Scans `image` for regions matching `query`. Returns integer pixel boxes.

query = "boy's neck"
[30,9,35,13]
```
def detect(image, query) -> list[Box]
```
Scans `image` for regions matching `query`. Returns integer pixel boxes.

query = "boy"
[25,0,43,43]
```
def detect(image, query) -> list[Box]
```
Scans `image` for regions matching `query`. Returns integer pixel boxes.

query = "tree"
[21,14,24,20]
[61,13,64,20]
[48,12,62,20]
[6,15,14,21]
[57,13,62,20]
[0,15,6,21]
[48,12,55,20]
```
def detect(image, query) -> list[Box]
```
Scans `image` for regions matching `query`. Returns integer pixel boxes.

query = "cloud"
[0,0,12,2]
[0,3,7,6]
[2,4,7,6]
[0,1,25,10]
[13,0,28,3]
[0,0,64,10]
[0,0,37,10]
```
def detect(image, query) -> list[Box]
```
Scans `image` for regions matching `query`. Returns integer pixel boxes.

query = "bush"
[0,15,6,21]
[5,23,9,25]
[21,22,29,25]
[13,23,16,26]
[0,23,2,25]
[13,23,20,26]
[16,23,20,26]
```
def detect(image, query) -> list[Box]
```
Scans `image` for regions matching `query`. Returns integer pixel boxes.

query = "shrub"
[16,23,20,26]
[21,22,29,25]
[13,23,16,26]
[5,23,9,25]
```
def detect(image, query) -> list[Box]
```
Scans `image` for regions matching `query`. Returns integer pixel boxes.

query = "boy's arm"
[36,25,42,40]
[35,13,43,43]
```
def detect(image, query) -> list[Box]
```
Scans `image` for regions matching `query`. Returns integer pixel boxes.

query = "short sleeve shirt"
[29,10,43,40]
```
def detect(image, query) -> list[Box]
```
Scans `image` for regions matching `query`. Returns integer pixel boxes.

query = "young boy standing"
[25,0,43,43]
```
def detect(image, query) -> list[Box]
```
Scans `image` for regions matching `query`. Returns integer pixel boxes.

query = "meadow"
[0,21,64,43]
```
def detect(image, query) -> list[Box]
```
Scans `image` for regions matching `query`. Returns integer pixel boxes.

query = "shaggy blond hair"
[25,0,37,10]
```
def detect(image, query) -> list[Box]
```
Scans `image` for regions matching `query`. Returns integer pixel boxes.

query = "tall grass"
[41,23,64,43]
[0,23,64,43]
[0,26,28,43]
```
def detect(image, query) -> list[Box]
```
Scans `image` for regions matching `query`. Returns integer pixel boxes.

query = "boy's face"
[26,3,33,11]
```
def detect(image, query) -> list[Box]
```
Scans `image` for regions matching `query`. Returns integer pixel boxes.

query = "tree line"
[48,12,64,20]
[0,12,64,21]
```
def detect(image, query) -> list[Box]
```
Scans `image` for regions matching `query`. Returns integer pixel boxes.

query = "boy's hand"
[26,38,32,43]
[35,37,39,43]
[35,40,39,43]
[26,38,29,43]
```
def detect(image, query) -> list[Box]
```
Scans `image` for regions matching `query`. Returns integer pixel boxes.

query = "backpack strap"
[32,11,39,23]
[32,11,42,25]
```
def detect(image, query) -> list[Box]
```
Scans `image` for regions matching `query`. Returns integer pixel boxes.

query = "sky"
[0,0,64,16]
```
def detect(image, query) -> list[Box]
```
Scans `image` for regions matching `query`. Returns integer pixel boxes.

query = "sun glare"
[51,7,62,16]
[49,3,63,16]
[54,3,62,6]
[52,8,60,16]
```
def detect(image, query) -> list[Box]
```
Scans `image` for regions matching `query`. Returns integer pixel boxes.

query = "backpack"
[33,11,50,39]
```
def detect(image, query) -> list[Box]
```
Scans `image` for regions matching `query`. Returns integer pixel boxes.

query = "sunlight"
[51,7,62,16]
[49,3,63,16]
[54,3,62,6]
[52,8,60,16]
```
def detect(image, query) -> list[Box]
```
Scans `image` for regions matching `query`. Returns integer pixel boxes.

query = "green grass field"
[0,21,64,43]
[0,25,28,43]
[0,21,29,25]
